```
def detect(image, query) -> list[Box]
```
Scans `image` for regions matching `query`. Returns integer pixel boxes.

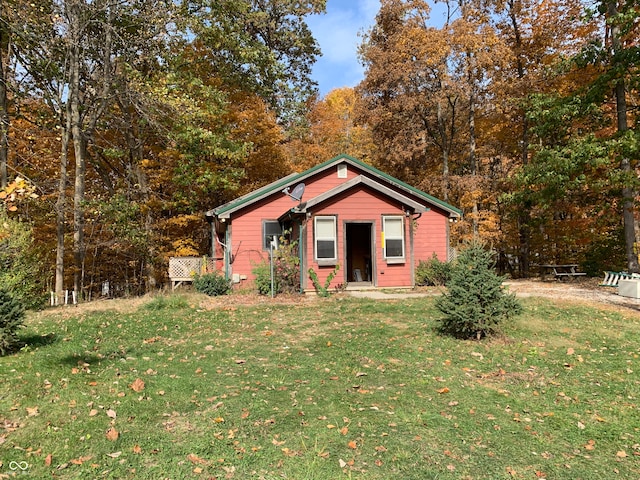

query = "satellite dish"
[282,183,305,202]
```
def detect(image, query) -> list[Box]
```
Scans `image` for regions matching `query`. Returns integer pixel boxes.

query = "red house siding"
[207,157,460,292]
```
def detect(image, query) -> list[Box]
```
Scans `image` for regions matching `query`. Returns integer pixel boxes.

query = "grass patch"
[0,295,639,479]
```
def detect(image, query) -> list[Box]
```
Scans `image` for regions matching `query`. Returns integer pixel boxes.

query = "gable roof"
[206,154,462,219]
[293,174,428,214]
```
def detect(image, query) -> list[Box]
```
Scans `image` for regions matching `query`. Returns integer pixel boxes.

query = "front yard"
[1,292,639,479]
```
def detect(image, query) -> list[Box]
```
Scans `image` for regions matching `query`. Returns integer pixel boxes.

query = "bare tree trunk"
[607,0,639,273]
[0,6,9,189]
[68,0,85,299]
[55,118,70,304]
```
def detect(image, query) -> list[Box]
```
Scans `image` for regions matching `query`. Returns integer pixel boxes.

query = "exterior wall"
[304,186,412,290]
[412,208,450,266]
[221,162,453,291]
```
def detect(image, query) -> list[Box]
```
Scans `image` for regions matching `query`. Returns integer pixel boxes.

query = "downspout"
[297,219,304,293]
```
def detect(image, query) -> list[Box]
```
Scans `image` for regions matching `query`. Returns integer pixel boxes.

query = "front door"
[345,222,373,285]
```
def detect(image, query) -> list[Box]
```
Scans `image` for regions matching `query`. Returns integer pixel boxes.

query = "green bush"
[415,253,451,286]
[193,272,232,296]
[252,230,300,296]
[435,242,522,340]
[252,261,277,295]
[0,210,46,310]
[0,288,25,356]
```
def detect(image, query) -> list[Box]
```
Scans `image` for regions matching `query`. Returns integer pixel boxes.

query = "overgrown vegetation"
[0,210,46,310]
[415,253,451,286]
[436,243,522,339]
[252,230,300,295]
[308,264,340,297]
[193,272,232,296]
[0,288,25,355]
[1,294,638,478]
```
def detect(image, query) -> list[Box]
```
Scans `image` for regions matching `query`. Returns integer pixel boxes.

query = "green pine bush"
[193,272,232,296]
[0,288,25,356]
[435,242,522,340]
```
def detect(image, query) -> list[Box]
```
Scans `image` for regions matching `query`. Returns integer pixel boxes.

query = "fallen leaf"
[340,426,349,436]
[187,453,207,465]
[45,454,53,466]
[70,455,93,465]
[89,409,99,417]
[26,406,39,417]
[106,409,117,419]
[437,387,450,394]
[132,445,142,454]
[193,467,203,474]
[106,451,122,458]
[577,421,585,430]
[105,428,119,442]
[339,459,347,468]
[616,450,627,458]
[584,440,596,451]
[347,440,357,449]
[130,378,145,393]
[567,347,575,355]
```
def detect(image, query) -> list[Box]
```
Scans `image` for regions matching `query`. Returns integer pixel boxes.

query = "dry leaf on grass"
[105,428,119,441]
[130,378,145,392]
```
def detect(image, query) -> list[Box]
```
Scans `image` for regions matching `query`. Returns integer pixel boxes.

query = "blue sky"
[306,0,380,98]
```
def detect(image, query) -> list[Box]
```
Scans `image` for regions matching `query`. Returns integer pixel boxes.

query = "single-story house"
[205,154,461,292]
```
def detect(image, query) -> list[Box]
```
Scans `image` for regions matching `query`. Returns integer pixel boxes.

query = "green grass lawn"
[1,293,639,479]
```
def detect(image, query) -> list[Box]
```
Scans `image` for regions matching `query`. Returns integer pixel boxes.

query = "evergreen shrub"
[435,242,522,339]
[415,253,451,286]
[0,288,25,356]
[193,272,232,296]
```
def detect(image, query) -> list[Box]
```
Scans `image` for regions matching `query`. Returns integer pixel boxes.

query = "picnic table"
[539,264,587,281]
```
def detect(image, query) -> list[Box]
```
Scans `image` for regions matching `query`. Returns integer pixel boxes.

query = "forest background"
[0,0,638,307]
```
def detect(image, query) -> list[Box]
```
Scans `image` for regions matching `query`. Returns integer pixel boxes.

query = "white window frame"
[262,220,282,250]
[314,216,338,265]
[383,215,405,263]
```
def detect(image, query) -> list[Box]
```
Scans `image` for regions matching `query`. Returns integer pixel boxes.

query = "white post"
[50,291,55,306]
[64,290,69,305]
[72,290,77,305]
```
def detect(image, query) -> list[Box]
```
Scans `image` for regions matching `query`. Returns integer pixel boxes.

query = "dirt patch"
[503,278,640,313]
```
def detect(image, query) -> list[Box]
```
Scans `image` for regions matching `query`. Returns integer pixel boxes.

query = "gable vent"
[337,164,347,178]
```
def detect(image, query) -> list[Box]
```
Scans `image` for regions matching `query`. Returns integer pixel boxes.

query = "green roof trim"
[207,154,462,219]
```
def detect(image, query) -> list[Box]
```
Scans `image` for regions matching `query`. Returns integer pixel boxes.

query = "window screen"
[263,221,281,250]
[383,216,404,260]
[314,216,337,261]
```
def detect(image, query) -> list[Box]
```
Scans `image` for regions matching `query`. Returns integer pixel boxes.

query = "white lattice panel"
[169,257,203,280]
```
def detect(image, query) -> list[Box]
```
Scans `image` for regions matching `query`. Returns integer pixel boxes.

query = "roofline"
[207,154,462,219]
[296,175,427,213]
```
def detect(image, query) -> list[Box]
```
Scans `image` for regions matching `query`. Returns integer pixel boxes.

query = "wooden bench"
[539,264,587,281]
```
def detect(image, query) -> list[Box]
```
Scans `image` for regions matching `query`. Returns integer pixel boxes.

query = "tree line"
[0,0,638,304]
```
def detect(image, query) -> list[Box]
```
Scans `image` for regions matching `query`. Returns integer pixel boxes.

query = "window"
[383,216,405,262]
[314,216,337,263]
[263,221,281,250]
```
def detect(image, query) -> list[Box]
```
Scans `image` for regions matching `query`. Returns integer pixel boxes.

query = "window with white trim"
[263,220,282,250]
[314,216,337,263]
[383,215,405,262]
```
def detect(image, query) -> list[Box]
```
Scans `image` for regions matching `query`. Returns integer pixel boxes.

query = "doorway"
[345,223,373,285]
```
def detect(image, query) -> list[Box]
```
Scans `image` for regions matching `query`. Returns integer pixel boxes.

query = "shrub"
[0,288,25,356]
[415,253,452,286]
[193,272,232,296]
[252,261,277,295]
[0,210,46,310]
[435,242,522,340]
[252,229,300,296]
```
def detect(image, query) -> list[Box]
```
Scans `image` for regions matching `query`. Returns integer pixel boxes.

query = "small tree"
[435,242,522,339]
[0,288,25,356]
